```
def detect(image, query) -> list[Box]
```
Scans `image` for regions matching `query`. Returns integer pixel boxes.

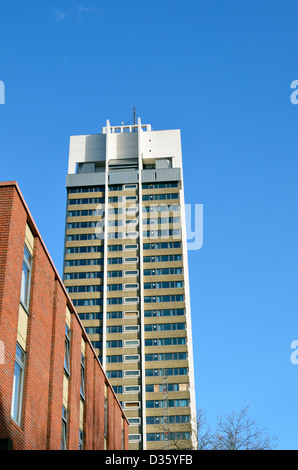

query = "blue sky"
[1,0,298,449]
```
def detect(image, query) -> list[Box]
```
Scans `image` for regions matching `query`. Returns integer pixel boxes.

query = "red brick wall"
[0,185,27,448]
[0,183,129,450]
[67,313,82,450]
[22,236,57,449]
[46,280,66,450]
[83,350,107,450]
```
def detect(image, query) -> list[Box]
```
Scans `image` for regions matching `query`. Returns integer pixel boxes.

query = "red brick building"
[0,181,129,450]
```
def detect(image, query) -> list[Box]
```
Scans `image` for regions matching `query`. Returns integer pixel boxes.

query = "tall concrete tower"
[63,118,196,450]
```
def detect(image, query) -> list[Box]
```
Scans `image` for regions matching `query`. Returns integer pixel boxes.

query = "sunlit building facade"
[63,119,196,450]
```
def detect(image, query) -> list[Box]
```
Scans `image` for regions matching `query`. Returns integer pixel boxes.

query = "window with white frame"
[125,207,138,214]
[124,311,139,318]
[123,325,140,333]
[124,297,139,304]
[124,283,139,290]
[128,417,141,425]
[20,245,33,311]
[123,370,140,378]
[124,257,138,263]
[129,434,141,443]
[79,429,84,450]
[11,344,25,425]
[61,406,68,450]
[124,385,141,393]
[124,401,141,409]
[124,244,138,250]
[64,324,71,376]
[124,340,140,348]
[123,354,140,362]
[124,270,139,277]
[80,352,85,400]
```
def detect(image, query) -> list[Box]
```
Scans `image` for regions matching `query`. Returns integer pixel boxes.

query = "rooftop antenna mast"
[132,106,137,125]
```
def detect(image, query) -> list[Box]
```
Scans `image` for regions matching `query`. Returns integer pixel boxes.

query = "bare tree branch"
[165,405,277,450]
[208,406,277,450]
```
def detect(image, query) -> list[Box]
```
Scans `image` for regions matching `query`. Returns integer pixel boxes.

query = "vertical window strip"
[61,406,68,450]
[11,344,26,425]
[80,352,85,400]
[20,245,33,311]
[104,385,108,447]
[64,323,71,375]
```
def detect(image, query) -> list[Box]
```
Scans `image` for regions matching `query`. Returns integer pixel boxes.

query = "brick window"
[20,245,32,311]
[11,344,25,425]
[80,353,85,400]
[61,406,68,450]
[64,324,71,375]
[79,429,84,450]
[104,387,108,444]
